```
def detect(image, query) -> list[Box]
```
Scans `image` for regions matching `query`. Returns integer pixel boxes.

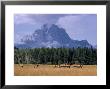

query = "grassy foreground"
[14,64,97,76]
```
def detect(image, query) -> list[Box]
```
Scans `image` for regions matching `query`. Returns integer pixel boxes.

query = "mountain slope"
[15,24,92,48]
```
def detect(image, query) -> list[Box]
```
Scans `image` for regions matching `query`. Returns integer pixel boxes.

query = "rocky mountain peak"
[15,24,92,48]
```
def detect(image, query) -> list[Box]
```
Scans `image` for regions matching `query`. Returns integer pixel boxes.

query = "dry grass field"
[14,64,97,76]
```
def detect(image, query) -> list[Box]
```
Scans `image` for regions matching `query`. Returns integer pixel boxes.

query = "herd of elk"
[19,64,40,68]
[19,61,83,68]
[54,61,83,68]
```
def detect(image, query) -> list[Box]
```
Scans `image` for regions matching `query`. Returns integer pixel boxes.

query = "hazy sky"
[14,14,97,46]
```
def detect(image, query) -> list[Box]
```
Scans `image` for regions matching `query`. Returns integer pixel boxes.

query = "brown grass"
[14,64,97,76]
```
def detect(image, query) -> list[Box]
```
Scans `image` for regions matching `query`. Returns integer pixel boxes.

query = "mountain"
[93,45,97,49]
[15,24,92,48]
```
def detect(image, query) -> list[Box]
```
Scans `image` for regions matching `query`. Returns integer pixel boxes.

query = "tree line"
[14,47,97,65]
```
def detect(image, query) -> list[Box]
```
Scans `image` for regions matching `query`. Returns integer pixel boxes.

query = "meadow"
[14,64,97,76]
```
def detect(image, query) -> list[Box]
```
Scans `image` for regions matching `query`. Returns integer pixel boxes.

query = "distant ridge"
[15,24,92,48]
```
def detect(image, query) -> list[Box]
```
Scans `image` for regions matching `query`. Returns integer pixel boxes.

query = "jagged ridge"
[15,24,92,48]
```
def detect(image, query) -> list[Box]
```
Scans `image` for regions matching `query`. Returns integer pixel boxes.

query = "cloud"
[56,15,96,37]
[14,14,36,25]
[14,14,66,25]
[14,33,24,44]
[56,15,82,38]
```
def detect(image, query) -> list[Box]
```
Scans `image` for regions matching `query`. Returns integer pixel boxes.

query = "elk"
[19,64,23,68]
[34,64,39,68]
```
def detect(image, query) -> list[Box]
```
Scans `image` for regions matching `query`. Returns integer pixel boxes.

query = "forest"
[14,47,97,65]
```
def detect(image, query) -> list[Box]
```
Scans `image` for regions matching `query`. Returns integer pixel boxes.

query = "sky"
[14,14,97,46]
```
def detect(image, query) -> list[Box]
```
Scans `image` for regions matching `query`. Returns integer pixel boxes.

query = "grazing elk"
[19,64,23,68]
[54,62,71,68]
[34,64,39,68]
[73,60,83,68]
